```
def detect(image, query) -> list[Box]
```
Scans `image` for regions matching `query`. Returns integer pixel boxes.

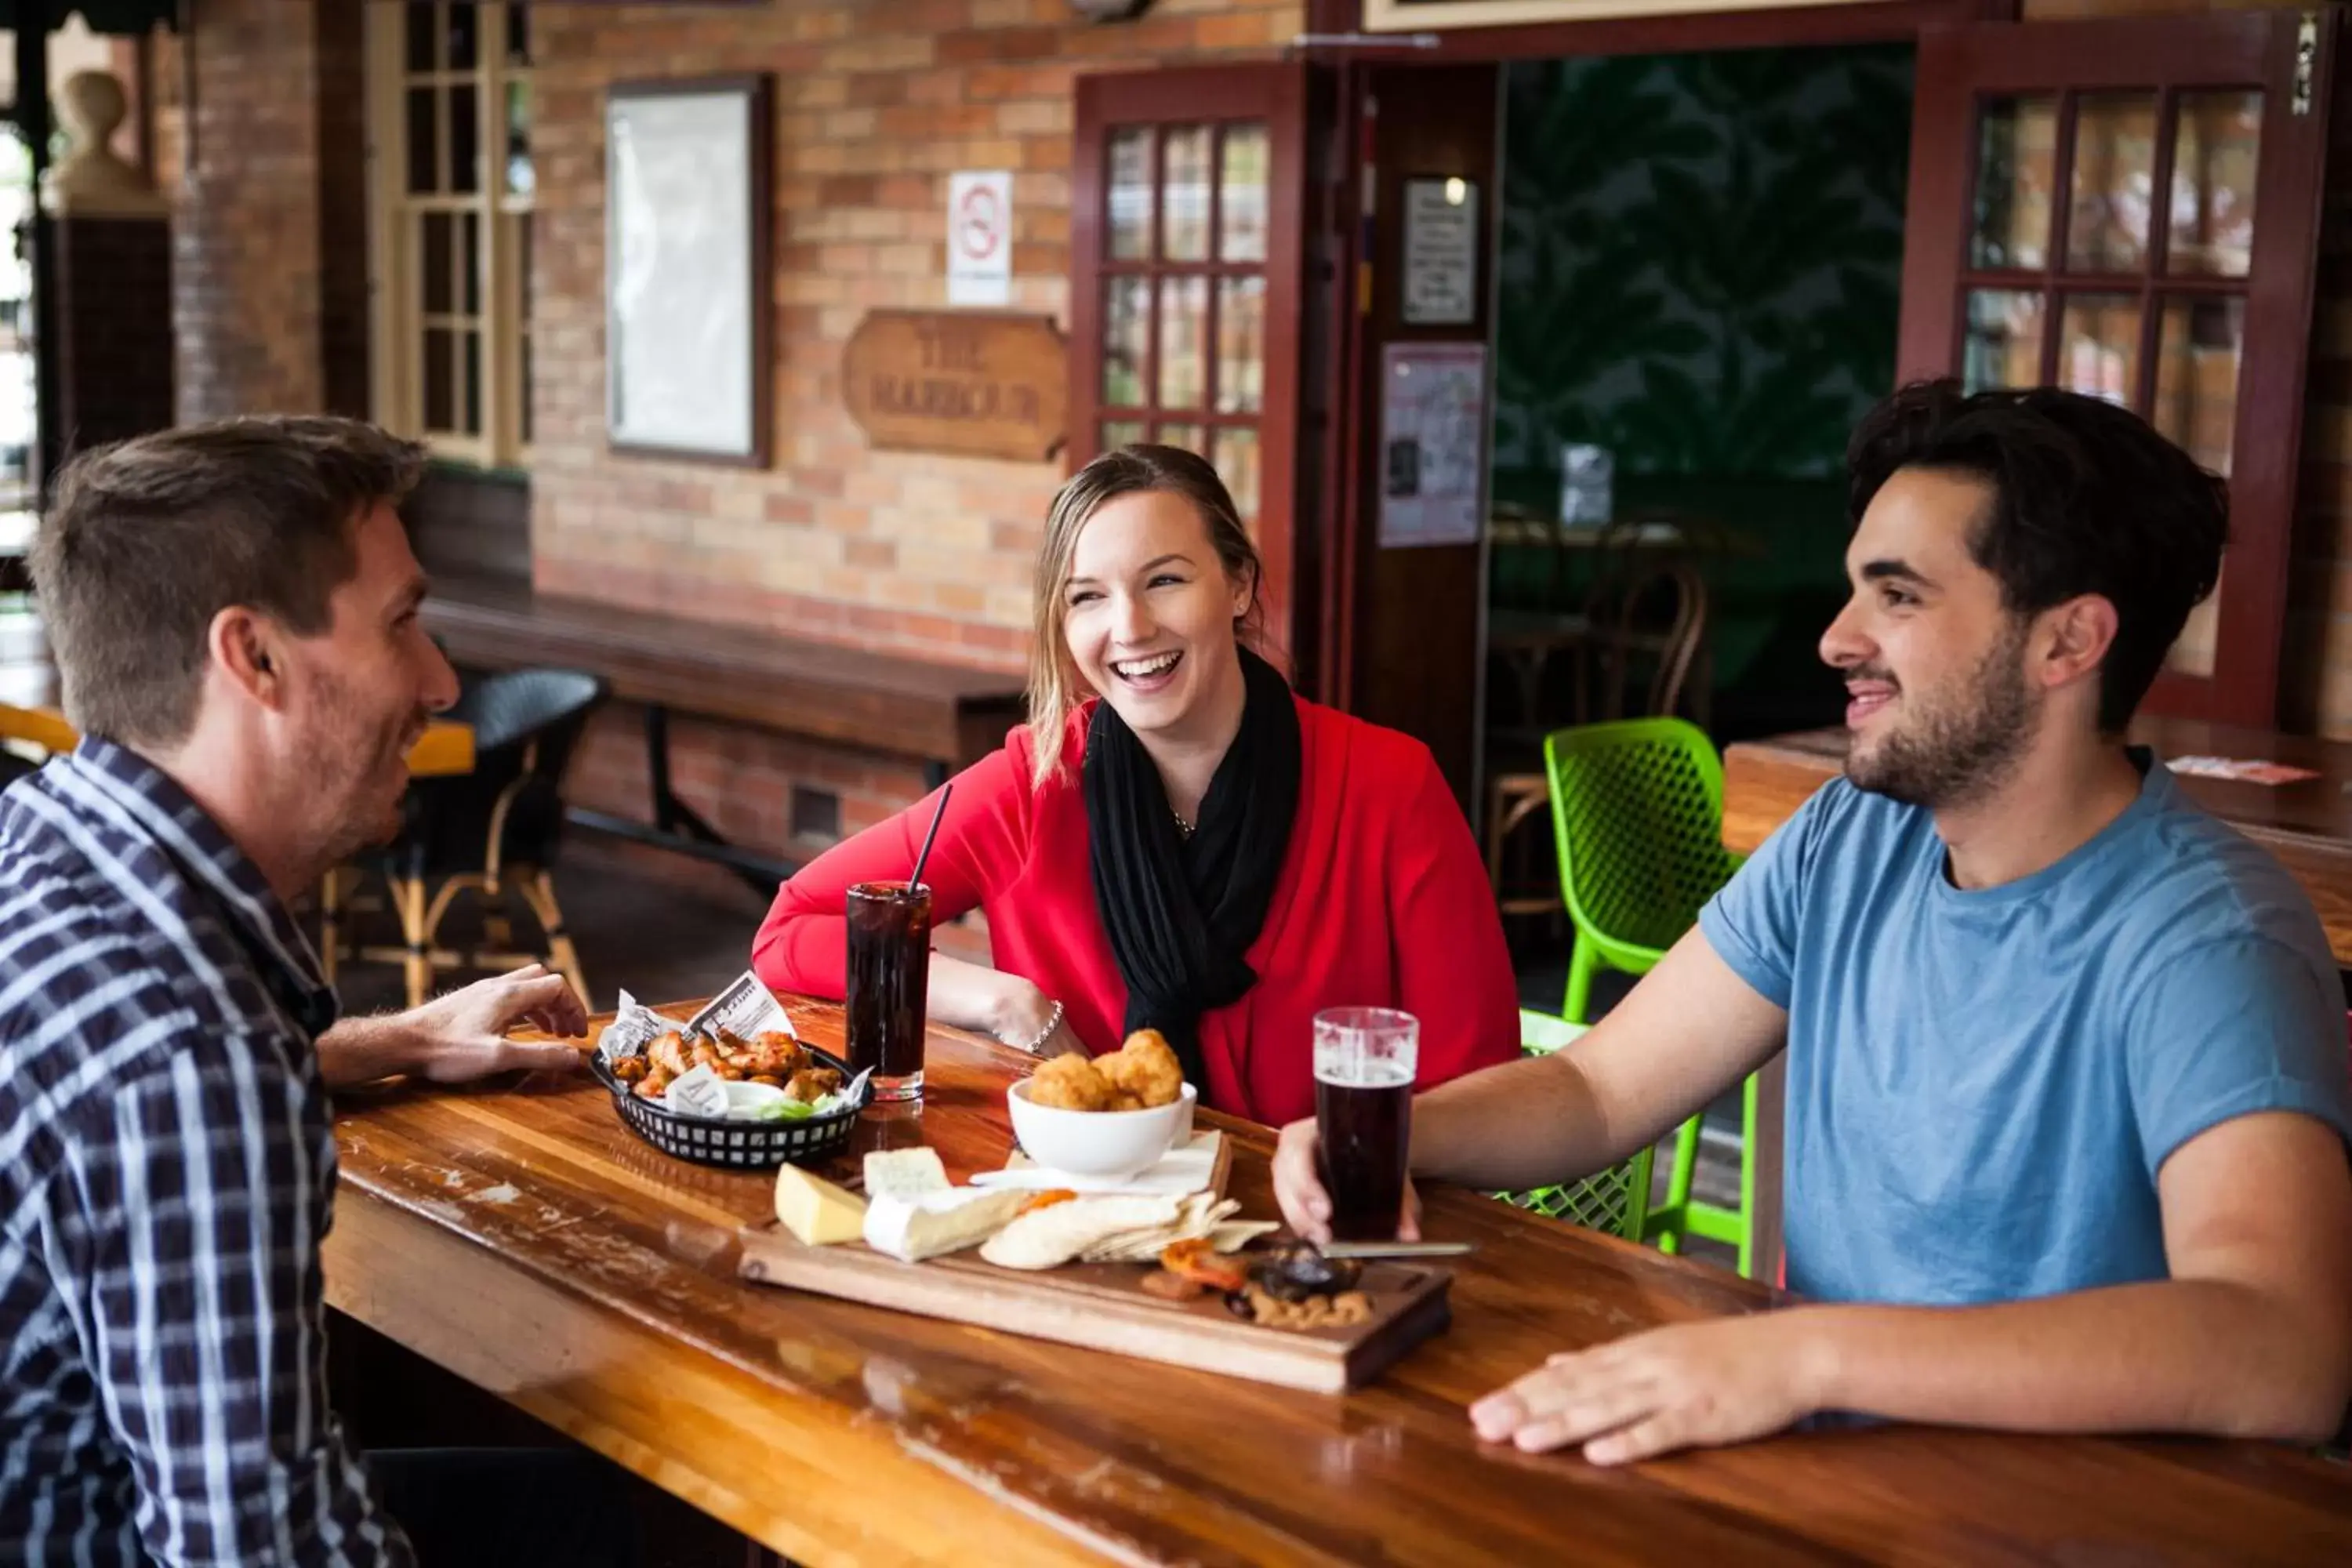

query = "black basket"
[588,1047,866,1170]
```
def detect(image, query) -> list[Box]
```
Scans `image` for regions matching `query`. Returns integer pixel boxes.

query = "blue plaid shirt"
[0,739,409,1566]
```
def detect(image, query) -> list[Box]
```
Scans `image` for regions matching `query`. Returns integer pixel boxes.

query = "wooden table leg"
[1751,1049,1788,1287]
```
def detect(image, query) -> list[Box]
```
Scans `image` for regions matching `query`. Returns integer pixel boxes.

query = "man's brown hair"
[30,416,427,749]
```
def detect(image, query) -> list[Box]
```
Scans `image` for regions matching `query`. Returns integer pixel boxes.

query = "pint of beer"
[1312,1007,1418,1241]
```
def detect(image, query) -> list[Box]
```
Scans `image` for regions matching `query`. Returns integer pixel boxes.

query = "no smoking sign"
[947,170,1013,307]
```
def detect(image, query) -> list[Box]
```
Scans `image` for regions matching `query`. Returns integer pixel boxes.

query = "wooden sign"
[840,310,1067,463]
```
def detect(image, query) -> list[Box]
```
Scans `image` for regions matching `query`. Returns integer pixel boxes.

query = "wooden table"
[323,999,2352,1566]
[1723,717,2352,965]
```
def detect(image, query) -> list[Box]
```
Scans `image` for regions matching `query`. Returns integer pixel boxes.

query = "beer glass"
[1312,1007,1418,1240]
[844,881,932,1102]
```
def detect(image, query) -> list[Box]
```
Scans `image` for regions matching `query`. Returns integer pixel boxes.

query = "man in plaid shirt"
[0,419,604,1565]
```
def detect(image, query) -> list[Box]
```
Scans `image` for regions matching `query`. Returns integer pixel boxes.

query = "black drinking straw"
[908,782,953,893]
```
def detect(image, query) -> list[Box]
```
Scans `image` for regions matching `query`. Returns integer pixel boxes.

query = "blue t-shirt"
[1700,753,2352,1306]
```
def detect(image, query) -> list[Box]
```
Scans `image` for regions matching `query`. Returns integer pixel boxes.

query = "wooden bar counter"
[323,998,2352,1566]
[1725,717,2352,965]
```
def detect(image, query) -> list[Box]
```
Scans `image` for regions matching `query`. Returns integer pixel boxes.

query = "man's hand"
[405,965,588,1083]
[1269,1116,1421,1246]
[1468,1312,1829,1465]
[319,964,588,1087]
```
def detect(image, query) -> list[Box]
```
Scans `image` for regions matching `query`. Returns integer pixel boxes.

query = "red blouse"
[750,694,1520,1127]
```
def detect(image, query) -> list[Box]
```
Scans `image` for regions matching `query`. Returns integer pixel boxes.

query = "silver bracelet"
[1013,1000,1063,1055]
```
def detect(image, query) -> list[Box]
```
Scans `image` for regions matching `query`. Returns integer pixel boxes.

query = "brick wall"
[527,0,1302,668]
[172,0,323,419]
[528,0,1301,852]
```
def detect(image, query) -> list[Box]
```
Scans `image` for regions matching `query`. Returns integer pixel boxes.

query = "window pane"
[463,330,482,436]
[2150,296,2242,475]
[423,328,456,431]
[460,212,481,316]
[1970,95,2056,270]
[1214,276,1264,415]
[1108,128,1152,263]
[450,82,480,195]
[2168,91,2261,278]
[1159,274,1207,408]
[1218,123,1269,263]
[422,212,453,314]
[506,78,534,199]
[405,87,437,195]
[2169,580,2221,679]
[1163,125,1211,263]
[2154,299,2241,681]
[1962,289,2045,392]
[1101,419,1145,451]
[405,2,436,73]
[446,2,477,71]
[1156,422,1205,454]
[507,2,531,67]
[1211,426,1261,524]
[1102,277,1149,408]
[2065,93,2158,274]
[2057,294,2142,406]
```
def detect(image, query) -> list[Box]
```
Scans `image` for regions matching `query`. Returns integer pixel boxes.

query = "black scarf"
[1084,645,1302,1092]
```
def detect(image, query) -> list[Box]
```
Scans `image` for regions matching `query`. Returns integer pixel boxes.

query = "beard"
[298,664,425,872]
[1845,621,2037,810]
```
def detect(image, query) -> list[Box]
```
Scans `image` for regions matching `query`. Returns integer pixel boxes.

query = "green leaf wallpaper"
[1494,46,1915,485]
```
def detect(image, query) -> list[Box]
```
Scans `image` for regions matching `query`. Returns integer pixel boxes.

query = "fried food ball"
[1100,1029,1184,1109]
[1026,1051,1112,1111]
[785,1065,844,1104]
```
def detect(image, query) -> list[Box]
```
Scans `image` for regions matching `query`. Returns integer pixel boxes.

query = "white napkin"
[970,1131,1222,1196]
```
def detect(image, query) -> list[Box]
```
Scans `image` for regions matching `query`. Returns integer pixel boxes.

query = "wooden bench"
[421,573,1026,886]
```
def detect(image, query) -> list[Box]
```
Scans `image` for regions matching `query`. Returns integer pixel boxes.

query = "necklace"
[1172,805,1195,840]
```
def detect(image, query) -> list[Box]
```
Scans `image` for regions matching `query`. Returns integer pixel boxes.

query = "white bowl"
[1007,1079,1197,1178]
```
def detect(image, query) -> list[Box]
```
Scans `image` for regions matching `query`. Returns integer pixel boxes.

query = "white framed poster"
[1402,176,1479,326]
[606,75,772,465]
[1377,342,1489,550]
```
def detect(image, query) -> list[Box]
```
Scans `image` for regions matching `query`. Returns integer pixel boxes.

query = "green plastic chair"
[1543,717,1760,1276]
[1489,1009,1653,1241]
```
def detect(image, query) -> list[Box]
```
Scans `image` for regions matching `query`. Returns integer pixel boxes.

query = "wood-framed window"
[1898,9,2336,728]
[1069,64,1311,661]
[366,2,534,470]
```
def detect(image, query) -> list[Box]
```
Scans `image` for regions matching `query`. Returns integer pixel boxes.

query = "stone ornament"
[42,70,167,220]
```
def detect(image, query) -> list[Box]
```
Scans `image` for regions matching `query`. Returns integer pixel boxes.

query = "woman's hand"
[990,976,1088,1058]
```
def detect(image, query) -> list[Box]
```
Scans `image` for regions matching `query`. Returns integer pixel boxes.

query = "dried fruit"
[1139,1269,1204,1301]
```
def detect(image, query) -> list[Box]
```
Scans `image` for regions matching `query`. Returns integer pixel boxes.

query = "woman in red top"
[751,445,1518,1127]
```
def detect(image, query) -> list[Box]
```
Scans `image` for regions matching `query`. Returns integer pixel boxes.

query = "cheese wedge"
[863,1186,1027,1263]
[862,1146,950,1200]
[775,1165,867,1246]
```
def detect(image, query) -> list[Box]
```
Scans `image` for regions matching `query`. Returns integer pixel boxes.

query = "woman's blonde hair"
[1026,444,1265,788]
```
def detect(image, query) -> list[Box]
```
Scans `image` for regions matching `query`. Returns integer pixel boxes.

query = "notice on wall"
[947,170,1014,307]
[1402,177,1479,326]
[1377,342,1488,550]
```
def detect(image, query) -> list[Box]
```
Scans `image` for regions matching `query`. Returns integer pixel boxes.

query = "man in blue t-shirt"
[1276,380,2352,1464]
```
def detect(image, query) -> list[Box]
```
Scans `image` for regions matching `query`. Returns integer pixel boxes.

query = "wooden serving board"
[737,1224,1453,1395]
